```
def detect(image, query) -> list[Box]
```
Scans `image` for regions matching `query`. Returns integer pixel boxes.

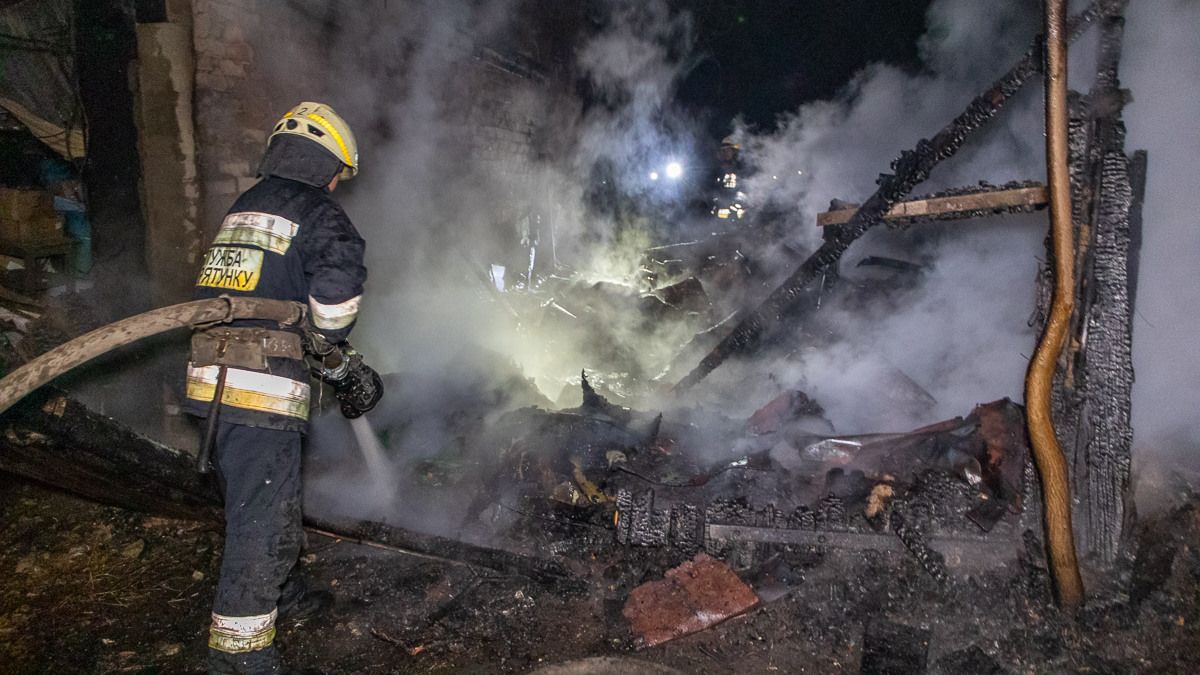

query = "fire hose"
[0,295,383,448]
[1025,0,1085,609]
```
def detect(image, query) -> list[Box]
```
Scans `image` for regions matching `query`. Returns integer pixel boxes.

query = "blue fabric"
[52,195,85,213]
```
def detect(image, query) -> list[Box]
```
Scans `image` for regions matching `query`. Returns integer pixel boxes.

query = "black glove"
[306,337,385,418]
[332,351,384,418]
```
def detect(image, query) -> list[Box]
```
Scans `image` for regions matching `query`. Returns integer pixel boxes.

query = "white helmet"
[269,101,359,180]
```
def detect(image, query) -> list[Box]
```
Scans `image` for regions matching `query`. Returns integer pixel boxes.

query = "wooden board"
[816,185,1048,227]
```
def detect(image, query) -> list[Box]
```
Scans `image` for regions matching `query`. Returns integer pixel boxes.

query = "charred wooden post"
[672,1,1105,392]
[1033,0,1141,566]
[1025,0,1085,608]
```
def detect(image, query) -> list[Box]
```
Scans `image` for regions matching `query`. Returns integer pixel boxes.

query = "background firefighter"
[185,102,370,674]
[710,135,747,222]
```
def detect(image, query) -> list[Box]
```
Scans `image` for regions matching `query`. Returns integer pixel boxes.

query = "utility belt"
[190,326,305,371]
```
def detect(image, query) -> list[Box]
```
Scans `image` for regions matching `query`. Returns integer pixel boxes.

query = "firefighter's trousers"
[207,422,303,675]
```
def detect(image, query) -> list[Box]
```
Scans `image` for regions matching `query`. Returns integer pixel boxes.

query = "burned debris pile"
[303,364,1033,599]
[0,373,1033,584]
[476,377,1033,580]
[0,371,1045,659]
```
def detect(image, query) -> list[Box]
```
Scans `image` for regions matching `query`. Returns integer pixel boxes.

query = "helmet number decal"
[196,246,264,292]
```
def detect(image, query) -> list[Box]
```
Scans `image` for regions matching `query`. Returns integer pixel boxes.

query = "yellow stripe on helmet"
[304,112,355,168]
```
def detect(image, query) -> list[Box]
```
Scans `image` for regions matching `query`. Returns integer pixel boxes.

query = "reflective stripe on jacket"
[185,176,367,431]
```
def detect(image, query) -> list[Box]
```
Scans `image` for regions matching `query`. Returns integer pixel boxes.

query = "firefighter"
[186,101,367,674]
[711,135,747,221]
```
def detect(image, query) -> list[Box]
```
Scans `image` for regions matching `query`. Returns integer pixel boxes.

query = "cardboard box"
[0,188,65,245]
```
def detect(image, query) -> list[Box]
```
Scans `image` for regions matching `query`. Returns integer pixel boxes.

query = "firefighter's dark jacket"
[184,175,368,432]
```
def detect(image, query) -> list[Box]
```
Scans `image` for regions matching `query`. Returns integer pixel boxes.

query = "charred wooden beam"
[0,390,577,583]
[816,184,1048,227]
[0,389,220,521]
[1076,4,1137,565]
[704,524,1019,569]
[672,1,1105,392]
[306,516,577,585]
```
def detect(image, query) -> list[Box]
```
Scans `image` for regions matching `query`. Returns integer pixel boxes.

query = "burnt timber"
[1034,0,1142,565]
[703,525,1019,569]
[0,391,220,522]
[672,1,1105,393]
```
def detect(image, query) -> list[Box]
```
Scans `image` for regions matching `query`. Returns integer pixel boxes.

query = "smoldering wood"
[1077,4,1137,565]
[671,1,1105,393]
[0,374,1036,583]
[613,399,1031,583]
[0,389,576,583]
[816,183,1048,228]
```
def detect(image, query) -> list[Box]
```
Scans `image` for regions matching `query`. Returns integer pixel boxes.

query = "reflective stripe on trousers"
[208,423,303,673]
[209,609,277,653]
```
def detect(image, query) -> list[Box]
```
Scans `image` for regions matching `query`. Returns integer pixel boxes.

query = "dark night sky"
[675,0,934,134]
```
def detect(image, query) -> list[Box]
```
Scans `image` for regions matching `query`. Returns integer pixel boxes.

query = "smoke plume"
[1122,0,1200,501]
[250,0,1200,524]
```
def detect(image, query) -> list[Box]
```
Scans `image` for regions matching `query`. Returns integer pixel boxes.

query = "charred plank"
[305,516,578,585]
[816,183,1047,228]
[0,389,220,521]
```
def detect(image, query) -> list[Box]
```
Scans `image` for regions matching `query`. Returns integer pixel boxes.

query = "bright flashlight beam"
[665,161,683,180]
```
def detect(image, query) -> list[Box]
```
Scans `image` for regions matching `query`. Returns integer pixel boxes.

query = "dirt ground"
[1,473,1198,675]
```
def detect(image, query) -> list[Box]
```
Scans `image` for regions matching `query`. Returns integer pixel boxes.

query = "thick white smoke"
[688,0,1051,433]
[306,0,706,395]
[739,1,1046,254]
[718,0,1200,500]
[277,0,1199,524]
[1121,0,1200,498]
[298,0,713,530]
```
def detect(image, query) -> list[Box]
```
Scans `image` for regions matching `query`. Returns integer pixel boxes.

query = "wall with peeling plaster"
[134,19,199,307]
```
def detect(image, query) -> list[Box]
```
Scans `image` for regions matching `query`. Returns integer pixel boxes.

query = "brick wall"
[188,1,568,241]
[190,0,331,241]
